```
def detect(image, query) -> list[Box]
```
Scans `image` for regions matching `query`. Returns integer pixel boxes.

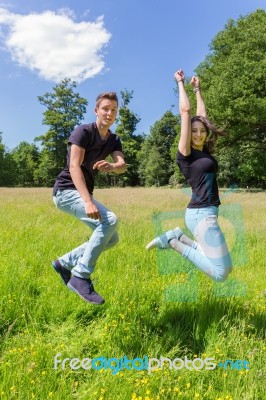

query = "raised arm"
[174,69,191,156]
[190,76,207,118]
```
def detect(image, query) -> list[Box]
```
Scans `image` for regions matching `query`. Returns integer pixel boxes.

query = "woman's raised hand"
[174,69,185,83]
[190,76,200,88]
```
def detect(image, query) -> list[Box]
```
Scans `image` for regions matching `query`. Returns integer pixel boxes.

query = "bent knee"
[110,232,119,246]
[107,212,118,227]
[215,267,230,283]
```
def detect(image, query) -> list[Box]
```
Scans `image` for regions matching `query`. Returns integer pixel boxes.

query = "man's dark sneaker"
[52,260,71,285]
[67,276,105,305]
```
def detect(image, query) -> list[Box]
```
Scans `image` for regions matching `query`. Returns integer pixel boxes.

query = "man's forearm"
[70,166,93,203]
[112,161,127,174]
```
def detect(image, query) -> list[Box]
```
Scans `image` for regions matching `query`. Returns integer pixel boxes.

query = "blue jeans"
[183,206,232,282]
[53,189,119,278]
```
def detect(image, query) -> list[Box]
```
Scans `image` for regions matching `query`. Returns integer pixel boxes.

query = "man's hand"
[93,160,114,173]
[84,200,101,221]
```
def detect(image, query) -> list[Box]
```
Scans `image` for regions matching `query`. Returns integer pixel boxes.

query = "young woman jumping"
[146,69,232,282]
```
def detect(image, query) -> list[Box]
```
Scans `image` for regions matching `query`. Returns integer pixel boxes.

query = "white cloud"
[0,7,111,82]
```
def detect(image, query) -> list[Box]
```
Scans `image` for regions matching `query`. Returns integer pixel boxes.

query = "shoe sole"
[145,238,169,250]
[67,282,105,305]
[52,262,71,286]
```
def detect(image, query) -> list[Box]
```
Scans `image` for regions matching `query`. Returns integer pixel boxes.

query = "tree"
[138,111,179,186]
[169,128,187,187]
[0,133,17,186]
[115,90,143,186]
[11,142,39,186]
[36,78,88,185]
[193,9,266,187]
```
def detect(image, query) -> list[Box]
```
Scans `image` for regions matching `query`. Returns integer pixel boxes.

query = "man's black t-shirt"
[53,123,123,195]
[176,148,221,208]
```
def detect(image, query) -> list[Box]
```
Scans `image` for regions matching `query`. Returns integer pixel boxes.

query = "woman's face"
[191,120,208,150]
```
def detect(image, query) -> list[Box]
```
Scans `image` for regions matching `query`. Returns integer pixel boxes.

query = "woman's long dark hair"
[191,116,227,153]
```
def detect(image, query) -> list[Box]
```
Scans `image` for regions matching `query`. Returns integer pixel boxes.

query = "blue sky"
[0,0,265,149]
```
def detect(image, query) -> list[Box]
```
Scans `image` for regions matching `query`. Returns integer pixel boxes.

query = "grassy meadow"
[0,187,265,400]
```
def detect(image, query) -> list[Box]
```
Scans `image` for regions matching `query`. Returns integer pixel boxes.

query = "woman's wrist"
[193,87,200,93]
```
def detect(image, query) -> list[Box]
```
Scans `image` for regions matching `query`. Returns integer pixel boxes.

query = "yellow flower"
[186,383,191,388]
[195,394,200,398]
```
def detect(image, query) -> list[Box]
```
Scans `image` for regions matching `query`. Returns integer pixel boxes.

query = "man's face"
[95,99,118,128]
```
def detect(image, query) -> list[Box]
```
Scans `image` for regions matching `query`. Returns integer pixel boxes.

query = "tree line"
[0,9,265,189]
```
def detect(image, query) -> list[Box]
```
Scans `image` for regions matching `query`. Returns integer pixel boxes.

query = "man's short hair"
[96,92,118,108]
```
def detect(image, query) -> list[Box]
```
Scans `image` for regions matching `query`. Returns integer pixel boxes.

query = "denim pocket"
[53,190,64,208]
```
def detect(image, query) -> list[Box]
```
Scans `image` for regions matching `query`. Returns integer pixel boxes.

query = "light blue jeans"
[53,189,119,278]
[182,206,232,282]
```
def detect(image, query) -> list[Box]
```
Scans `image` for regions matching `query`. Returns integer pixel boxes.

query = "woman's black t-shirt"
[176,148,220,208]
[53,123,122,196]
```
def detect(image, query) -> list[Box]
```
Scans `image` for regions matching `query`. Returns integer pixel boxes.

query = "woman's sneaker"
[146,226,183,250]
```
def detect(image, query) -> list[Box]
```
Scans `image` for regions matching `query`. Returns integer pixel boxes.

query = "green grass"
[0,188,265,400]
